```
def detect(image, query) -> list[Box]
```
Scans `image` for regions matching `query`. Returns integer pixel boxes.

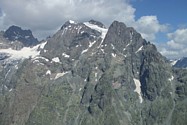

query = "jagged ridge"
[0,20,187,125]
[3,25,38,46]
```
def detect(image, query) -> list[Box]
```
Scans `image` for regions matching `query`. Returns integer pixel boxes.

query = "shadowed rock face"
[0,20,187,125]
[3,25,38,46]
[174,57,187,68]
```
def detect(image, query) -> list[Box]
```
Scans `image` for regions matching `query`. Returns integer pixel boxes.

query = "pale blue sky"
[131,0,187,42]
[131,0,187,58]
[132,0,187,25]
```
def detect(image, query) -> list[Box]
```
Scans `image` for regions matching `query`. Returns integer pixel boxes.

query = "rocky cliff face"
[0,20,187,125]
[3,25,38,47]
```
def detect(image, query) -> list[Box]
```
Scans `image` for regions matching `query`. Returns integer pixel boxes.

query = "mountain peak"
[3,25,38,46]
[102,20,147,53]
[60,20,106,30]
[1,19,187,125]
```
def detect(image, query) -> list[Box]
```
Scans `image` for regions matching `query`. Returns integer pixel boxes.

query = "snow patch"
[89,41,96,48]
[101,48,105,53]
[126,43,130,47]
[112,53,116,57]
[54,72,68,80]
[135,46,143,53]
[9,88,13,92]
[81,49,88,54]
[79,88,82,91]
[69,20,76,24]
[5,69,11,79]
[84,22,107,39]
[111,44,115,49]
[170,59,178,66]
[133,78,143,103]
[33,56,49,62]
[0,41,48,61]
[46,70,51,75]
[62,53,70,58]
[77,26,82,33]
[95,72,97,77]
[90,35,96,38]
[52,57,60,63]
[39,41,47,49]
[130,31,133,41]
[62,27,68,35]
[84,22,108,48]
[0,45,40,60]
[95,72,98,82]
[80,31,84,34]
[168,75,174,81]
[33,60,39,63]
[15,65,18,69]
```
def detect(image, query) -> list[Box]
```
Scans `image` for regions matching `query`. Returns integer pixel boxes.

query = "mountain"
[0,20,187,125]
[173,57,187,68]
[3,25,38,47]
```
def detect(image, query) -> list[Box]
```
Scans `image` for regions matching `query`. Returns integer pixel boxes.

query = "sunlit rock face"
[0,20,187,125]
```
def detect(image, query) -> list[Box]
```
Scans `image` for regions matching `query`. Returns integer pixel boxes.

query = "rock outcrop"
[3,25,38,47]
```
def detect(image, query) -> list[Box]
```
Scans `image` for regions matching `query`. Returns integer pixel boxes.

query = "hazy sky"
[0,0,186,59]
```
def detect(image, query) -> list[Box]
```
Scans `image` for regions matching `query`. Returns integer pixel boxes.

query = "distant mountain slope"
[173,57,187,68]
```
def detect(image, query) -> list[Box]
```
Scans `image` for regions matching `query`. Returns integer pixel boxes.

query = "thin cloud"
[0,0,168,41]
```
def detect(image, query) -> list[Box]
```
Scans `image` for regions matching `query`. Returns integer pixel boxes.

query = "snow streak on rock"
[135,46,143,53]
[81,49,88,54]
[52,57,60,63]
[133,78,143,103]
[54,72,68,80]
[62,53,70,58]
[168,75,174,81]
[46,70,51,75]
